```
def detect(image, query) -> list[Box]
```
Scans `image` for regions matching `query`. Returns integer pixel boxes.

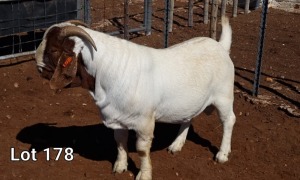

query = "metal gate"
[0,0,90,60]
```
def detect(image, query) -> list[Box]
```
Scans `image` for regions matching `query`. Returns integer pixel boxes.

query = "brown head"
[35,21,97,91]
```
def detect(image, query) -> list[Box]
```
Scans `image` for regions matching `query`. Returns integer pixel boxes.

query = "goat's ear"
[49,52,78,90]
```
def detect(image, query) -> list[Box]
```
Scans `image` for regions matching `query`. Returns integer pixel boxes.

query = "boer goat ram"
[35,17,236,180]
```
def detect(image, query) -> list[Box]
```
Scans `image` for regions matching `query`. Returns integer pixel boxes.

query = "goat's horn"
[65,20,89,27]
[59,26,97,51]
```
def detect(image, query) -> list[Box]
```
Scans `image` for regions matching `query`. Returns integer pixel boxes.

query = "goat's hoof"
[113,160,128,174]
[167,147,180,154]
[167,142,184,154]
[136,170,152,180]
[216,151,229,163]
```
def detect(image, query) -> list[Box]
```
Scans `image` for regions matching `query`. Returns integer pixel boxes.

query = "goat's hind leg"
[168,121,191,153]
[214,98,236,163]
[113,129,129,173]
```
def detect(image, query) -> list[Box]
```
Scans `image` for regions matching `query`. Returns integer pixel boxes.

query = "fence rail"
[0,0,89,60]
[0,0,153,61]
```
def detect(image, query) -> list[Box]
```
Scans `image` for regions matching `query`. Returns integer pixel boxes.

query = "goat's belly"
[155,100,210,124]
[155,116,192,124]
[155,108,203,124]
[155,110,202,124]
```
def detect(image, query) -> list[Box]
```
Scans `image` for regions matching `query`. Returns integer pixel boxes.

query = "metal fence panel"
[0,0,88,59]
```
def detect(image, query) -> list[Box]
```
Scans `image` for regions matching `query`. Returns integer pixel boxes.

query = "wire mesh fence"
[0,0,90,60]
[0,0,153,61]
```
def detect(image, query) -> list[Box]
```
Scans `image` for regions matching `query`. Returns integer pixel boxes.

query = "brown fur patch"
[40,26,95,91]
[137,150,147,157]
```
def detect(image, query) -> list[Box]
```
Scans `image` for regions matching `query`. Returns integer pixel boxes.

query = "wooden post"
[124,0,129,39]
[210,0,218,39]
[204,0,209,24]
[233,0,238,17]
[188,0,193,27]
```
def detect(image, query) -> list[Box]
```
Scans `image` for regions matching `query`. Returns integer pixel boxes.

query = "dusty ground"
[0,0,299,179]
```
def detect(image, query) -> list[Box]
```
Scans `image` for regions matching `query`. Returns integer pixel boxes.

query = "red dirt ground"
[0,1,299,179]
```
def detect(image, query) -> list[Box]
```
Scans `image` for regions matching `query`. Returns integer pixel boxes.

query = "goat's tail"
[219,16,232,53]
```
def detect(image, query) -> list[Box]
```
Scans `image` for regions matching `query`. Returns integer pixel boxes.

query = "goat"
[35,17,236,180]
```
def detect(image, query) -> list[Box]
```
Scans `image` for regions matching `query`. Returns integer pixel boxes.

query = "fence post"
[164,0,171,48]
[204,0,209,24]
[124,0,129,40]
[245,0,250,14]
[253,0,269,96]
[168,0,174,32]
[85,0,91,25]
[145,0,152,35]
[188,0,193,27]
[233,0,238,17]
[221,0,227,17]
[210,0,218,40]
[77,0,83,22]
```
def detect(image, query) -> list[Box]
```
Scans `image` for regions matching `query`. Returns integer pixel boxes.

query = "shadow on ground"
[16,122,219,169]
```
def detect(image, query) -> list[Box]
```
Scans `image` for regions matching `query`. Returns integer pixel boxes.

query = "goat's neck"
[104,48,144,91]
[81,38,150,94]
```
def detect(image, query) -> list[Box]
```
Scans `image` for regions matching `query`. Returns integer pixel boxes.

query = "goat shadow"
[16,122,218,172]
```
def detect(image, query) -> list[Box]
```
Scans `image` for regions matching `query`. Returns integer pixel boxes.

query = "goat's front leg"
[113,129,129,173]
[135,116,155,180]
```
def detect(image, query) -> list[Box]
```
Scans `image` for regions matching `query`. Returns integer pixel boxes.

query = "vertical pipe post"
[221,0,227,17]
[77,0,81,21]
[145,0,152,35]
[168,0,174,32]
[85,0,91,25]
[188,0,193,27]
[233,0,238,17]
[253,0,269,96]
[164,0,170,48]
[144,0,148,29]
[210,0,218,40]
[204,0,209,24]
[245,0,250,14]
[124,0,129,39]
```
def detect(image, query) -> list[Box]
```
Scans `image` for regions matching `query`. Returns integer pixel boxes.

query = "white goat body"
[75,27,233,126]
[36,17,235,180]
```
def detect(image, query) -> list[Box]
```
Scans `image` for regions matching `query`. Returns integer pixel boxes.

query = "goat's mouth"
[49,56,78,90]
[50,71,75,90]
[38,64,81,91]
